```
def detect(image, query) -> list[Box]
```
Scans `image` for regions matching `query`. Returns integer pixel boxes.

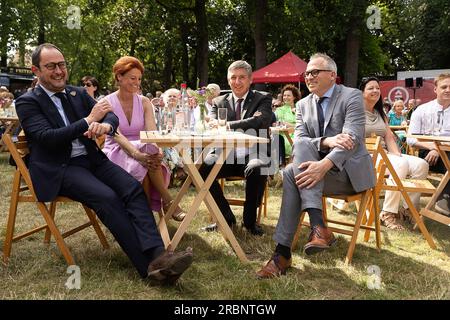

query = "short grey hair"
[228,60,252,78]
[206,83,221,96]
[309,53,337,73]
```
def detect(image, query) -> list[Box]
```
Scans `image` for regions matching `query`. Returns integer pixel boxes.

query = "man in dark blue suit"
[15,43,192,284]
[200,60,272,236]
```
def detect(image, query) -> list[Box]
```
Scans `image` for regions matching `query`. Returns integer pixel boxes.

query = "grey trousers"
[273,139,355,248]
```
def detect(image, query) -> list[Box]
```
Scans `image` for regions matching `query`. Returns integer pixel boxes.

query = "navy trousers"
[59,155,164,278]
[199,153,267,228]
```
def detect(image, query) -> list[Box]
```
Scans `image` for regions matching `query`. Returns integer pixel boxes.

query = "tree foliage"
[0,0,448,93]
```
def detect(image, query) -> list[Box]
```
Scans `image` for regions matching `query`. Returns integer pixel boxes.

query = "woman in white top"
[360,76,429,230]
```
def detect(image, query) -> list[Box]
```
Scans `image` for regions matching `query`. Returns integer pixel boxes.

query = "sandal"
[398,207,414,224]
[380,211,404,230]
[163,200,186,222]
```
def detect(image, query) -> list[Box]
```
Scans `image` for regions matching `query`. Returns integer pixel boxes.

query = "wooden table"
[389,125,409,154]
[270,126,294,146]
[0,116,20,152]
[409,135,450,227]
[389,125,408,131]
[140,131,269,262]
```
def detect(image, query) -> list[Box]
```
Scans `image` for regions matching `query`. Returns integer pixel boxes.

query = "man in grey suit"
[257,53,375,279]
[200,60,272,236]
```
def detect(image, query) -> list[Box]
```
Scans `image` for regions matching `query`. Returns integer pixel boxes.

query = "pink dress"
[102,92,170,211]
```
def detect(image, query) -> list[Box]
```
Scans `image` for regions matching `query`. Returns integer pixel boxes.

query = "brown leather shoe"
[256,253,292,279]
[147,247,193,285]
[303,225,336,255]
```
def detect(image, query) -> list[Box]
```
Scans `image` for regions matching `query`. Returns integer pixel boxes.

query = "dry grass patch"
[1,153,449,299]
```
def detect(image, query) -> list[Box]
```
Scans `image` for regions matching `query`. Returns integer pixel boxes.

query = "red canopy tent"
[252,51,307,84]
[252,51,341,85]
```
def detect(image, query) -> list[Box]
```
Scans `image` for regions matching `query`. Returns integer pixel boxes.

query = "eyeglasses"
[303,69,332,78]
[84,83,92,87]
[41,61,68,71]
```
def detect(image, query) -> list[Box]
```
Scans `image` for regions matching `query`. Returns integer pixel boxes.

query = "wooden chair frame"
[366,138,436,249]
[292,137,382,264]
[219,176,268,223]
[2,133,109,265]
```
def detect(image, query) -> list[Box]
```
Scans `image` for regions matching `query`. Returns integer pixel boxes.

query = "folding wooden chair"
[219,177,268,223]
[365,138,437,249]
[292,137,382,264]
[2,133,109,265]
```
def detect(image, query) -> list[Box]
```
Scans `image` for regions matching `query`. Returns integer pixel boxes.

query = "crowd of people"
[6,42,450,284]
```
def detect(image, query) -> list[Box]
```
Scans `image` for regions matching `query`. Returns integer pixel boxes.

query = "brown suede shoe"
[147,247,193,285]
[303,225,336,255]
[256,253,292,279]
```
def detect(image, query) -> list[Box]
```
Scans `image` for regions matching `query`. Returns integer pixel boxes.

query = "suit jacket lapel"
[35,85,66,128]
[226,94,235,121]
[323,85,340,131]
[241,90,254,119]
[306,95,320,137]
[65,87,83,120]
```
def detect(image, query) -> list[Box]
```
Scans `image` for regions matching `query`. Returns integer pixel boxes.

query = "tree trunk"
[0,0,10,67]
[162,41,173,89]
[18,38,25,66]
[343,22,360,88]
[179,23,190,84]
[129,27,139,57]
[254,0,267,70]
[343,0,367,88]
[194,0,208,87]
[36,0,46,45]
[253,0,267,91]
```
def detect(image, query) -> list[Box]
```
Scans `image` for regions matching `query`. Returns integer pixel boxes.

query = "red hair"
[112,56,144,81]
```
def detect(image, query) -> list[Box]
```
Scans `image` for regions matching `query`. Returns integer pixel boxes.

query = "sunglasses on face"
[83,83,93,87]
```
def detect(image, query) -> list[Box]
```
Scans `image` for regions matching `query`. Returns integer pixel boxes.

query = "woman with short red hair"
[102,56,185,221]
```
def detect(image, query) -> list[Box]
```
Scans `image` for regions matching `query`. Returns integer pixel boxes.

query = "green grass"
[0,152,449,300]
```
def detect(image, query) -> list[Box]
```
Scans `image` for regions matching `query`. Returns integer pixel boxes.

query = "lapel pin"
[70,91,76,97]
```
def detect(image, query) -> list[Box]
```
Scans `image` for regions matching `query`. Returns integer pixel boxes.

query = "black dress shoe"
[243,223,265,236]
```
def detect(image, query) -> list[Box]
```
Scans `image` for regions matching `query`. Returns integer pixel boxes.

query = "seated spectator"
[406,99,418,120]
[361,77,429,229]
[388,100,407,126]
[407,73,450,216]
[81,76,99,100]
[205,83,221,115]
[275,84,300,164]
[200,60,271,236]
[160,88,187,183]
[102,56,186,221]
[257,53,375,279]
[15,43,192,283]
[383,97,392,115]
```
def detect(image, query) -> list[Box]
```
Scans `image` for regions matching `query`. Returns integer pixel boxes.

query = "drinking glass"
[432,110,444,136]
[218,108,227,133]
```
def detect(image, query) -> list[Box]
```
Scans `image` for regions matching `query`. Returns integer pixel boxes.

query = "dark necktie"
[54,91,96,156]
[235,98,243,121]
[316,97,326,136]
[54,92,77,124]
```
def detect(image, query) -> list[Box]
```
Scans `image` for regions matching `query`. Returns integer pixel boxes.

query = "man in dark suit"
[200,60,272,236]
[15,43,192,284]
[257,53,375,278]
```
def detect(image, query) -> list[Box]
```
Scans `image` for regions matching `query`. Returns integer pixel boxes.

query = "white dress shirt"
[407,99,450,146]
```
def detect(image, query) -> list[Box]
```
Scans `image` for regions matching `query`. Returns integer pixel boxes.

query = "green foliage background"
[0,0,449,93]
